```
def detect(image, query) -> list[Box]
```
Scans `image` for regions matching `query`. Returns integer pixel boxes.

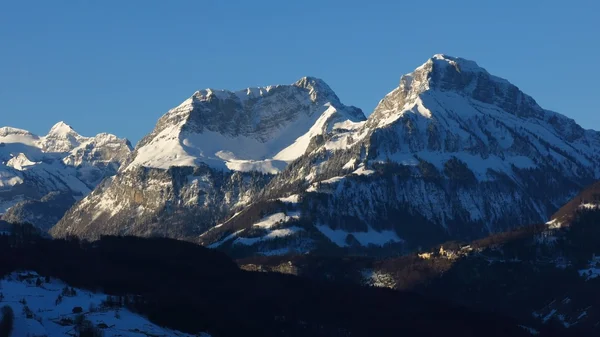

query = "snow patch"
[233,226,304,246]
[352,166,374,176]
[252,212,300,229]
[278,194,300,204]
[315,225,402,247]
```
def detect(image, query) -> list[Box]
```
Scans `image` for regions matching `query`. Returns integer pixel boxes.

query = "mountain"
[200,54,600,256]
[51,77,364,239]
[0,122,131,230]
[52,55,600,258]
[122,76,364,173]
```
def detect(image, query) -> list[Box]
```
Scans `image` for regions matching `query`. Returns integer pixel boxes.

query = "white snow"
[273,105,339,161]
[252,212,300,229]
[126,79,365,174]
[352,166,375,176]
[378,151,536,182]
[0,271,209,337]
[342,158,357,170]
[207,230,245,248]
[278,194,300,204]
[0,127,40,148]
[127,106,334,174]
[47,121,76,137]
[315,225,403,247]
[6,153,38,171]
[233,226,304,246]
[0,168,24,188]
[224,158,287,174]
[208,212,303,248]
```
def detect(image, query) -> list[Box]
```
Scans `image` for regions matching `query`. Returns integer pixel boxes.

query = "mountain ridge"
[51,55,600,259]
[198,54,600,256]
[0,121,132,230]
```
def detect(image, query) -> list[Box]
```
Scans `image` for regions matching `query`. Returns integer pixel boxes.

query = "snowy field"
[0,271,209,337]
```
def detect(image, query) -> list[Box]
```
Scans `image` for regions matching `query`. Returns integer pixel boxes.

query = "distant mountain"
[0,122,131,230]
[53,56,600,258]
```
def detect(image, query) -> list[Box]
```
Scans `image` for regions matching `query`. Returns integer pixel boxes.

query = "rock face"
[0,122,131,229]
[51,77,364,239]
[52,56,600,256]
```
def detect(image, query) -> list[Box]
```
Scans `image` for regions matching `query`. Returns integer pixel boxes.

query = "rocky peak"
[126,77,364,173]
[370,54,547,128]
[399,54,500,94]
[292,76,340,103]
[42,121,85,153]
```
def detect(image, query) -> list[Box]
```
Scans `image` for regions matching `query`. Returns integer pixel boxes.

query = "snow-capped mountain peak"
[42,121,85,153]
[293,76,340,103]
[124,77,364,173]
[0,122,132,229]
[398,54,511,98]
[47,121,78,137]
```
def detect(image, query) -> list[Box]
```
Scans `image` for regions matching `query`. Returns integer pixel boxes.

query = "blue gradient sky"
[1,0,598,144]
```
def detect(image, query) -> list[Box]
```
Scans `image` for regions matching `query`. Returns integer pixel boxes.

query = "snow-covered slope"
[201,54,600,256]
[0,122,131,230]
[124,76,364,174]
[0,271,208,337]
[51,78,364,240]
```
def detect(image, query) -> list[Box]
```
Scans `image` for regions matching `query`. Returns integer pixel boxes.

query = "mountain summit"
[122,76,364,174]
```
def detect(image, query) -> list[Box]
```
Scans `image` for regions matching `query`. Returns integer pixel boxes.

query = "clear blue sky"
[1,0,598,144]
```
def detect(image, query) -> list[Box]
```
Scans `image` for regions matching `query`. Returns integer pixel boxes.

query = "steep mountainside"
[0,122,131,230]
[51,78,364,239]
[202,54,600,256]
[239,183,600,336]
